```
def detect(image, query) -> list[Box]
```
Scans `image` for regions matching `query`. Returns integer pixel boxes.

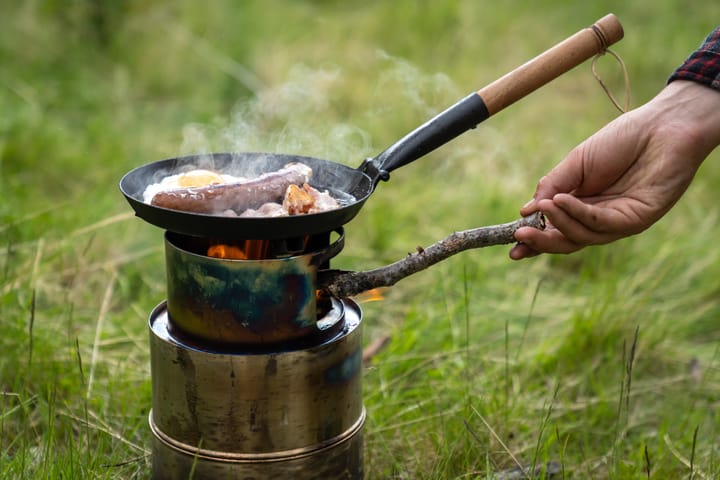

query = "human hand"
[510,81,720,260]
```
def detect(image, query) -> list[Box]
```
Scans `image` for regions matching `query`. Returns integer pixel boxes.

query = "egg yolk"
[177,170,225,187]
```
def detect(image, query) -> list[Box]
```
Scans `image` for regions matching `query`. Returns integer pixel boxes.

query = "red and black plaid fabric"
[668,27,720,90]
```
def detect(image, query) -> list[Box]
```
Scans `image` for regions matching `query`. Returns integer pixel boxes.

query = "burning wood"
[146,163,339,216]
[207,239,271,260]
[207,244,249,259]
[318,212,545,298]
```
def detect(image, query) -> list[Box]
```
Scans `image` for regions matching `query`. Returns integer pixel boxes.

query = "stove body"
[147,230,365,479]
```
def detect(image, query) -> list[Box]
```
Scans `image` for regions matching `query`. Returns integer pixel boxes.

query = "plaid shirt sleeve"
[668,27,720,90]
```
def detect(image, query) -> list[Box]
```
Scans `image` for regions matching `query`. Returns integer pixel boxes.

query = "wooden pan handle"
[476,13,624,115]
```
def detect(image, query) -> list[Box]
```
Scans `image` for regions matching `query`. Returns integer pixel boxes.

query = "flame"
[207,244,248,259]
[207,240,269,260]
[355,288,386,304]
[316,288,386,304]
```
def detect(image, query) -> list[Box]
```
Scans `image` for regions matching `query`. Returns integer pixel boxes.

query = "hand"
[510,81,720,260]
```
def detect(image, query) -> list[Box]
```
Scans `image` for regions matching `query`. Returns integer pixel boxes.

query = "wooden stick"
[318,212,545,298]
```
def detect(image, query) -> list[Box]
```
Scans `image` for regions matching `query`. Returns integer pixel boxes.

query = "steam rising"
[128,52,518,206]
[126,52,523,208]
[374,50,460,118]
[177,53,469,174]
[179,65,374,175]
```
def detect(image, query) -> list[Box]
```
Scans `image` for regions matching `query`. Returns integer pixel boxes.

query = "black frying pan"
[120,14,622,239]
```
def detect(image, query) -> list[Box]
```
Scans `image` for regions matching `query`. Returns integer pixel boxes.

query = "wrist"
[651,81,720,162]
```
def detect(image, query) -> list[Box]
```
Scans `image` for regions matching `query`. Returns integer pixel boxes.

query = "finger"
[541,198,621,246]
[519,198,538,217]
[553,193,639,235]
[521,147,589,213]
[519,174,574,217]
[508,242,541,260]
[513,225,584,255]
[519,144,594,217]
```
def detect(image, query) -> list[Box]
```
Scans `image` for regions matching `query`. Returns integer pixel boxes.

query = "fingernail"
[522,199,535,209]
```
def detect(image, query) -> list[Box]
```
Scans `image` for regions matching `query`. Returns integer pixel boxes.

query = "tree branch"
[318,212,544,298]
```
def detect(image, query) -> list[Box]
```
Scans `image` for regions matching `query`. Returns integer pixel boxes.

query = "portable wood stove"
[147,229,364,479]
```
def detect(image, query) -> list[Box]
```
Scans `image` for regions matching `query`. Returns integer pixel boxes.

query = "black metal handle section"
[361,93,489,186]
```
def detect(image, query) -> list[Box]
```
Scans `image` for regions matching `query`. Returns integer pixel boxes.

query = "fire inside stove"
[206,237,306,260]
[196,231,335,259]
[207,241,267,260]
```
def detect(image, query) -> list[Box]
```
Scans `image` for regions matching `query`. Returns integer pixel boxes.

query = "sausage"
[150,163,312,214]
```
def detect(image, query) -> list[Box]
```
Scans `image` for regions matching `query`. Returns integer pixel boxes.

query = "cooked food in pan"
[143,163,339,217]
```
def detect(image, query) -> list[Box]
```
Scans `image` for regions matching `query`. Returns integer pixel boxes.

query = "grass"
[2,0,720,478]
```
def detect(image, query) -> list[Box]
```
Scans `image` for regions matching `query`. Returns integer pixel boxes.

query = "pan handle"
[363,13,624,185]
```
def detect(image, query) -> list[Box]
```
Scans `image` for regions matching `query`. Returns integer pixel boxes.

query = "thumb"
[520,148,586,216]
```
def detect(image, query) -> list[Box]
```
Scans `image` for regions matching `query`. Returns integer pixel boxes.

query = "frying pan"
[121,14,623,240]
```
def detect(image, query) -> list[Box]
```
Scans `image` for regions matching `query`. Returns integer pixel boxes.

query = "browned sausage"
[150,163,312,214]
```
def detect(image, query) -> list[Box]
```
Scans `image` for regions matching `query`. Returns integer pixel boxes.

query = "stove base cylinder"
[150,412,364,479]
[148,300,364,480]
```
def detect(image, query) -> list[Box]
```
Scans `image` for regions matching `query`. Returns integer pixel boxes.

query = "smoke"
[373,50,460,118]
[178,49,476,161]
[179,64,374,166]
[121,47,544,223]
